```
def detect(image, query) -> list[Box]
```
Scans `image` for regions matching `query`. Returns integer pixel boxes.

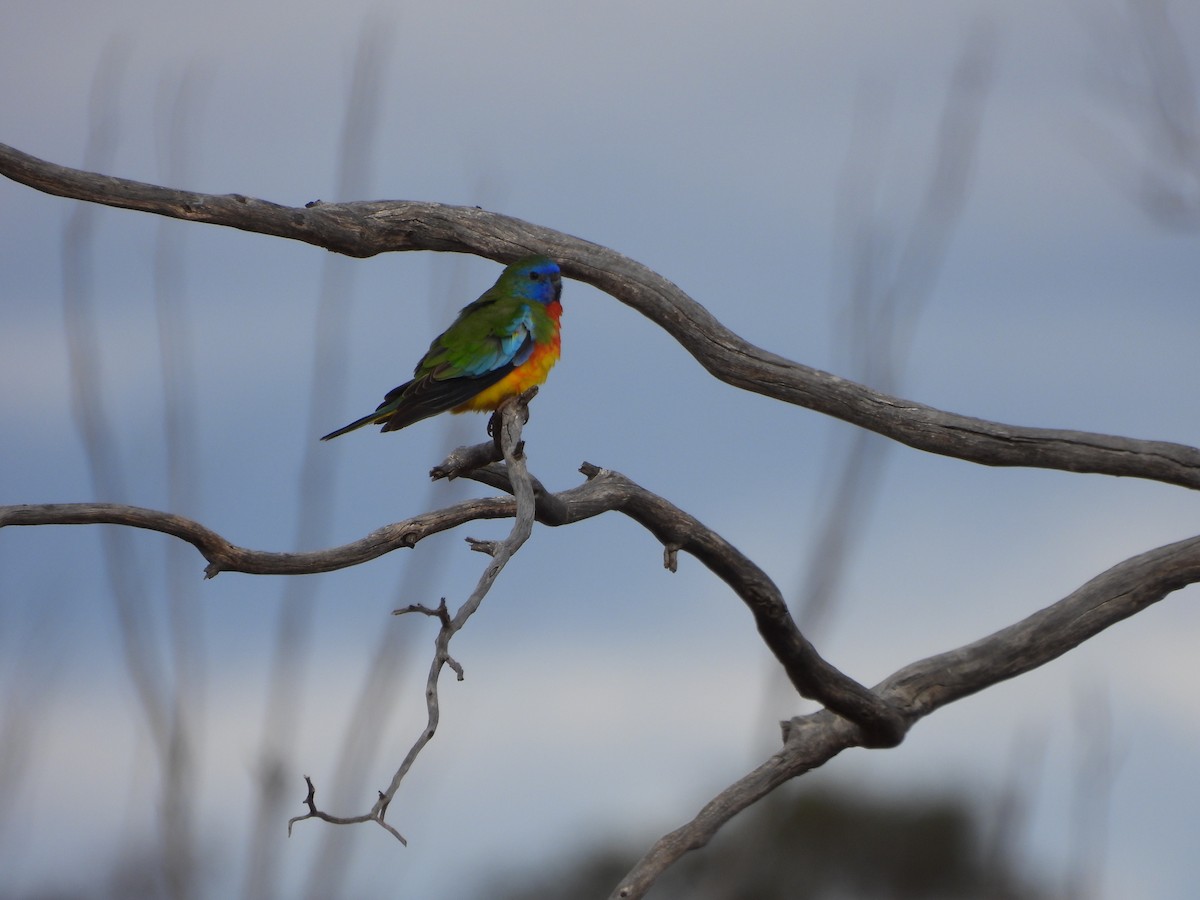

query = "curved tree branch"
[0,499,517,578]
[611,531,1200,898]
[460,459,906,747]
[0,446,905,747]
[4,142,1200,490]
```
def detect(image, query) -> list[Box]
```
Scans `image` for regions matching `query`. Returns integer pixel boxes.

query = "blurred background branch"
[1086,0,1200,230]
[795,25,996,636]
[242,15,397,899]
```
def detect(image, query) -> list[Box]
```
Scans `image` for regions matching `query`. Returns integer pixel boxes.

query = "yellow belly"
[453,340,560,412]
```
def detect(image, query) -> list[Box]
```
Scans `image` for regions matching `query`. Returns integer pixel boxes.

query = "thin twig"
[285,775,406,844]
[285,397,537,840]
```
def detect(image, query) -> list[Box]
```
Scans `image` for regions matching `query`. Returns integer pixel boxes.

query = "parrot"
[321,255,563,440]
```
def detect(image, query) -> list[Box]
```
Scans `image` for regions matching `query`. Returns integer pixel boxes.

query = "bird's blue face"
[510,257,563,305]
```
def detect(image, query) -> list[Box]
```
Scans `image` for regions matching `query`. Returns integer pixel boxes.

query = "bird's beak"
[552,275,563,303]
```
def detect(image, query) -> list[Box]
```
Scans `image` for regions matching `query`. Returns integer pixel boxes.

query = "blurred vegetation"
[491,785,1046,900]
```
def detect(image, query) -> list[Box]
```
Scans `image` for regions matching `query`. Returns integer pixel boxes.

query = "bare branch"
[458,460,906,747]
[0,499,517,578]
[286,775,407,845]
[611,531,1200,898]
[287,397,538,839]
[4,141,1200,490]
[0,445,905,746]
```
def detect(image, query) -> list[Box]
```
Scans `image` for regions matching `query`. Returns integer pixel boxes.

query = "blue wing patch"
[459,304,534,376]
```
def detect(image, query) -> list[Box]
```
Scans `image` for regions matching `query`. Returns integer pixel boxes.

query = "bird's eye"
[529,271,540,280]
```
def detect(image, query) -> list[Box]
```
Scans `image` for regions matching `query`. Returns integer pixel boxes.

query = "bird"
[321,255,563,441]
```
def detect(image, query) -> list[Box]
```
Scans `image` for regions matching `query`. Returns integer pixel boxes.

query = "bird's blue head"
[501,256,563,305]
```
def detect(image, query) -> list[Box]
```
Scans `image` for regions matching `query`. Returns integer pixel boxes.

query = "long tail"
[321,366,514,441]
[320,411,386,441]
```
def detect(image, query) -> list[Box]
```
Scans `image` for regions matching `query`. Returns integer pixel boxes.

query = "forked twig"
[284,397,537,841]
